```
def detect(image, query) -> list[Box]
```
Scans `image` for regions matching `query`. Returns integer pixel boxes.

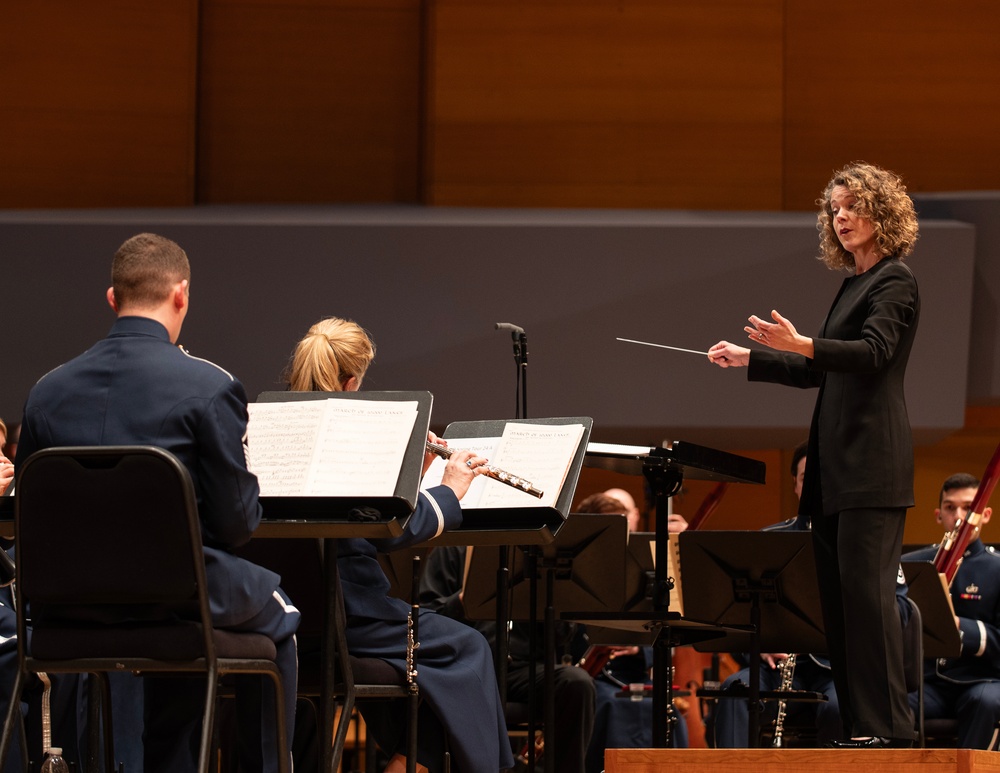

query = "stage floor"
[606,748,1000,773]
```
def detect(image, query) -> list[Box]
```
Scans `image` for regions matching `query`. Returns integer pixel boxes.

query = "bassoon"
[933,439,1000,585]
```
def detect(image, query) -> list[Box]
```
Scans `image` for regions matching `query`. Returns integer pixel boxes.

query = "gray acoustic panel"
[0,205,974,449]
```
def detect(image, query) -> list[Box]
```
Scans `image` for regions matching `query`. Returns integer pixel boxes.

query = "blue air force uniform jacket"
[904,540,1000,682]
[17,316,280,627]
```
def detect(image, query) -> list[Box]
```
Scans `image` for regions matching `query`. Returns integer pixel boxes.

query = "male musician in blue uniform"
[16,233,300,773]
[903,473,1000,749]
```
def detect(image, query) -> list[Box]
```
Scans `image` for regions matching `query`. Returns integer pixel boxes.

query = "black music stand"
[902,561,962,658]
[575,532,660,648]
[252,390,434,773]
[462,513,628,773]
[426,416,592,725]
[583,440,766,747]
[679,530,827,747]
[254,390,433,536]
[429,417,593,545]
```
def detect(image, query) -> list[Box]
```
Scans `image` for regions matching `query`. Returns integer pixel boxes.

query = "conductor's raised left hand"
[744,310,814,358]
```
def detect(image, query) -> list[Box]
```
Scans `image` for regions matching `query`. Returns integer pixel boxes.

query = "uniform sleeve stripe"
[420,491,446,538]
[180,348,235,381]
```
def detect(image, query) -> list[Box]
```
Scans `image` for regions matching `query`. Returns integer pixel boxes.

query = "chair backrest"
[14,446,213,660]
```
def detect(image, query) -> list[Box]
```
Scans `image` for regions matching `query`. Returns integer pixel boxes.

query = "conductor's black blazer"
[747,257,920,517]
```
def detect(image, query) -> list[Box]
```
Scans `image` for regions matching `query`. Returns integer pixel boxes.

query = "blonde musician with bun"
[284,317,513,773]
[902,473,1000,749]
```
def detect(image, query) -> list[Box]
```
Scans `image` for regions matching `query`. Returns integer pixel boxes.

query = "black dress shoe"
[827,737,913,748]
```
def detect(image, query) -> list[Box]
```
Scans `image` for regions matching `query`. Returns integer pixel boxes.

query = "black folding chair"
[0,446,290,773]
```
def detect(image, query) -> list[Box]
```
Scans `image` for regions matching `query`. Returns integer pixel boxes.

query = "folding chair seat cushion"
[350,656,406,687]
[31,624,277,662]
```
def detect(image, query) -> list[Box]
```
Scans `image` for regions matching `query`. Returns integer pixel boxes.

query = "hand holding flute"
[425,437,544,499]
[421,433,486,501]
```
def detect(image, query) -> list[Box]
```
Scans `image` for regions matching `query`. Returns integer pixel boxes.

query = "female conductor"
[708,162,920,748]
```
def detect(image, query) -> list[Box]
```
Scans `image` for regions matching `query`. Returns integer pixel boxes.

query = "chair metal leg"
[92,673,117,773]
[265,670,291,773]
[16,705,27,773]
[330,690,355,773]
[198,672,220,773]
[0,667,26,772]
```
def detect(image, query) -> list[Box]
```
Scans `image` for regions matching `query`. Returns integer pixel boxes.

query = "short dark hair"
[111,233,190,310]
[790,440,808,477]
[940,473,980,506]
[575,492,628,515]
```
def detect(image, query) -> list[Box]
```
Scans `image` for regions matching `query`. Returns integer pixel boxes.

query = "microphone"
[495,322,525,336]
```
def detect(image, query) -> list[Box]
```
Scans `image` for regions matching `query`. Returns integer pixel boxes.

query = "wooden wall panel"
[196,0,423,203]
[783,0,1000,210]
[426,1,785,209]
[0,1,198,208]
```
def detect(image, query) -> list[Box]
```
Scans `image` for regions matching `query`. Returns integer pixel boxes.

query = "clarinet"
[772,654,797,748]
[425,441,544,498]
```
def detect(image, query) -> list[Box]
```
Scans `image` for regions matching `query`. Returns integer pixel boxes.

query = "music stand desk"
[562,611,734,644]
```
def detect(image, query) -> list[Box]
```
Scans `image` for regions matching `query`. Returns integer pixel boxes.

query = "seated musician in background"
[0,418,11,494]
[902,473,1000,749]
[712,442,843,747]
[16,233,300,773]
[1,422,17,464]
[602,486,688,534]
[284,316,513,773]
[573,492,688,773]
[0,417,27,772]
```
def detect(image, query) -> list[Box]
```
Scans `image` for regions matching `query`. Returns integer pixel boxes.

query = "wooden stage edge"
[606,748,1000,773]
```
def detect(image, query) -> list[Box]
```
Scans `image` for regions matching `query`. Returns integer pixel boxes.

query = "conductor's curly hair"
[816,162,919,272]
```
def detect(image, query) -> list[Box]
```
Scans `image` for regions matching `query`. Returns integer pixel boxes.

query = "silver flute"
[425,441,544,499]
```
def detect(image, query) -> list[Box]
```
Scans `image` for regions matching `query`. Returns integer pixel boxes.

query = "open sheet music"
[421,421,585,508]
[247,398,418,496]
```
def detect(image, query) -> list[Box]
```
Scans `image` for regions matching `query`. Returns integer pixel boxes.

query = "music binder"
[680,530,826,655]
[902,560,962,658]
[460,513,629,621]
[252,390,434,537]
[677,530,828,747]
[424,416,593,546]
